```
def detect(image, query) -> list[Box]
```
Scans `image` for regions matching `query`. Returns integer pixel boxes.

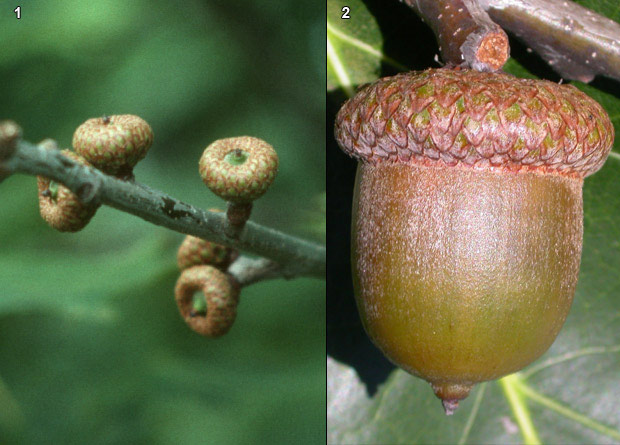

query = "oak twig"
[401,0,509,70]
[228,256,283,287]
[478,0,620,82]
[1,139,325,280]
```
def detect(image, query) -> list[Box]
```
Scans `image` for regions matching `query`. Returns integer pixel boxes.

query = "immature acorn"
[177,234,239,271]
[334,68,614,414]
[72,114,153,177]
[37,146,99,232]
[174,265,240,337]
[199,136,278,230]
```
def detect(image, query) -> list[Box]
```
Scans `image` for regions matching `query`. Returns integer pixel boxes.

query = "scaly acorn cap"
[177,234,239,271]
[198,136,278,203]
[174,265,240,338]
[335,68,613,177]
[72,114,153,176]
[37,149,99,232]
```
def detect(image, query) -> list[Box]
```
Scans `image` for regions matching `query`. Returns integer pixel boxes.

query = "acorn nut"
[72,114,153,177]
[334,68,614,414]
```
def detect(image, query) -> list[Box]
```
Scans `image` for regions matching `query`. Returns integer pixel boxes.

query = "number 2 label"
[341,6,350,19]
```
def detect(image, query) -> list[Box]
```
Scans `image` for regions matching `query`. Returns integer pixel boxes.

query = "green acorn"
[199,136,278,203]
[199,136,278,232]
[37,149,99,232]
[174,265,240,337]
[72,114,153,177]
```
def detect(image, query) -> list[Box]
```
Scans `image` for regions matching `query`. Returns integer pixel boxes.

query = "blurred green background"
[0,1,325,443]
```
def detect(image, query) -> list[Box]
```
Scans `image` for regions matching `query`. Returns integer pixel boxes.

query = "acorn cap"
[177,234,238,271]
[335,68,614,178]
[73,114,153,176]
[199,136,279,203]
[37,149,98,232]
[174,265,240,338]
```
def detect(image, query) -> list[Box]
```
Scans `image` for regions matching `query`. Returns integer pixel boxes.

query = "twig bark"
[2,139,325,280]
[479,0,620,82]
[401,0,510,70]
[228,256,283,287]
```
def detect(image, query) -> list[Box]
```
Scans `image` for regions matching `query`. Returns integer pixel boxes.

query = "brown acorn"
[334,68,614,414]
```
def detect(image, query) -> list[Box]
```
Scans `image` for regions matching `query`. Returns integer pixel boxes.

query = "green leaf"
[327,1,620,443]
[327,0,385,96]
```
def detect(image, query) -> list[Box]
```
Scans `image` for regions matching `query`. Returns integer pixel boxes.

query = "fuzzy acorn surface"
[335,68,614,414]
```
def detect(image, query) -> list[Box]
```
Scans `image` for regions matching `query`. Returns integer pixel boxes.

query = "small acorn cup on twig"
[177,210,239,272]
[334,68,614,415]
[72,114,153,178]
[199,136,278,236]
[177,234,239,272]
[37,143,100,232]
[174,265,240,337]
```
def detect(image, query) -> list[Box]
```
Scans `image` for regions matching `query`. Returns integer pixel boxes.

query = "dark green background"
[0,1,325,443]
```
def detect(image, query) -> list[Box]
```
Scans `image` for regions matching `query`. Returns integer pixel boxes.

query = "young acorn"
[37,144,99,232]
[72,114,153,178]
[177,234,239,272]
[174,265,240,337]
[334,68,614,414]
[198,136,278,235]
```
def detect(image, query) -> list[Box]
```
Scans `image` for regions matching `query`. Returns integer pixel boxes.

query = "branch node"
[403,0,510,71]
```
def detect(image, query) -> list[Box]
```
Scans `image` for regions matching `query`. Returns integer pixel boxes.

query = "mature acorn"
[72,114,153,177]
[174,265,240,337]
[334,68,614,414]
[37,148,99,232]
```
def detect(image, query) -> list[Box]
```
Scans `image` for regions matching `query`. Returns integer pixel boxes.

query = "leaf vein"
[521,344,620,378]
[326,21,409,72]
[327,31,355,98]
[516,380,620,442]
[499,374,542,445]
[458,383,486,445]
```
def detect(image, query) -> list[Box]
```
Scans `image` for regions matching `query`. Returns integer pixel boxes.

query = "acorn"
[72,114,153,177]
[199,136,278,233]
[177,234,239,271]
[174,265,240,337]
[37,148,99,232]
[334,68,614,414]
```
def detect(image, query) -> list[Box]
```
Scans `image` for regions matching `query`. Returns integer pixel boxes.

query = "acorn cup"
[334,68,614,414]
[174,265,240,337]
[176,234,239,272]
[199,136,278,236]
[72,114,153,178]
[37,148,99,232]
